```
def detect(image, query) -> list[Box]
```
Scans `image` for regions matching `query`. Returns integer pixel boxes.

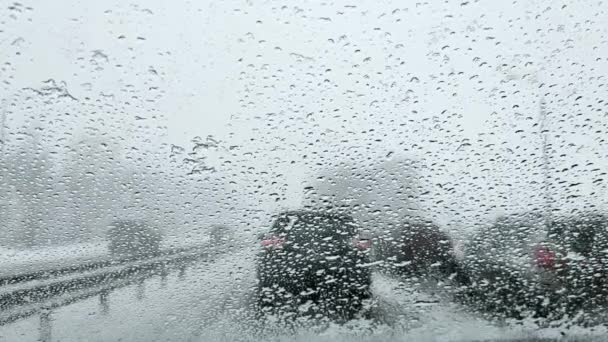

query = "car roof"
[275,210,355,221]
[549,211,608,234]
[111,220,145,225]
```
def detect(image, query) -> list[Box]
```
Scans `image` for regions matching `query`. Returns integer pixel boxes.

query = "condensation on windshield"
[0,1,607,341]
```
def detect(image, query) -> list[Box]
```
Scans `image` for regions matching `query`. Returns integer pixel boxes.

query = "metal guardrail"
[0,244,215,327]
[0,245,206,286]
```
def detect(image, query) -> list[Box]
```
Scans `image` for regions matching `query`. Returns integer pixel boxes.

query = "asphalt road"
[0,246,606,342]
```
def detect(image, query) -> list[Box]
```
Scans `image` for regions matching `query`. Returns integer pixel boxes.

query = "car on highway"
[459,211,608,321]
[3,0,607,339]
[255,210,373,320]
[535,211,608,320]
[374,218,467,285]
[107,220,162,259]
[457,212,550,319]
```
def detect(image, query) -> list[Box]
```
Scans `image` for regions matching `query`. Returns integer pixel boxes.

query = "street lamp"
[500,63,552,228]
[1,97,7,155]
[538,93,552,229]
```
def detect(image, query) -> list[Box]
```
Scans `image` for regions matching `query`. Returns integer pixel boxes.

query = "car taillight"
[535,245,556,269]
[261,236,284,250]
[353,237,372,251]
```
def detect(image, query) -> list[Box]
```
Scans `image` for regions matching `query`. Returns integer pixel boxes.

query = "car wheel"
[323,283,372,321]
[255,284,295,317]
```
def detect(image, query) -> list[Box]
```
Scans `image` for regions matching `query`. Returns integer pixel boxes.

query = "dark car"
[459,211,608,321]
[255,210,373,320]
[107,220,162,259]
[534,212,608,320]
[374,218,464,282]
[457,212,550,319]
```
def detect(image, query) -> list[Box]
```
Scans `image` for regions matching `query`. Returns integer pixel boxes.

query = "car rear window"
[549,215,608,254]
[271,213,358,239]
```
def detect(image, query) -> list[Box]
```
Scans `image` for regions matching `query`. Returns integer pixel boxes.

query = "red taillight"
[353,237,372,251]
[261,236,284,250]
[535,245,556,269]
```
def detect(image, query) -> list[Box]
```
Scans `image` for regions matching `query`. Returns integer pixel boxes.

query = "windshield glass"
[1,1,607,341]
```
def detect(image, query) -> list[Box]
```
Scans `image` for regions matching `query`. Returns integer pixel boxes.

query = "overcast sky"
[1,0,607,230]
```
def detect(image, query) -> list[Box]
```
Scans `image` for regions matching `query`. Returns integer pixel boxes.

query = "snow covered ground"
[0,243,109,278]
[0,235,211,279]
[1,246,606,342]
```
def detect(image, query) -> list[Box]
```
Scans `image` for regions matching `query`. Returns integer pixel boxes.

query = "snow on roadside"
[368,274,607,342]
[160,232,210,250]
[0,242,108,278]
[0,233,211,278]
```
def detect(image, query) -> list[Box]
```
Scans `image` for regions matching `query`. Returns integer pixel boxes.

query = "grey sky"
[2,0,607,230]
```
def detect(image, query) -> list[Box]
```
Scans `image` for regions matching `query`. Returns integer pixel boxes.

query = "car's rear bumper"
[258,268,371,289]
[256,255,372,294]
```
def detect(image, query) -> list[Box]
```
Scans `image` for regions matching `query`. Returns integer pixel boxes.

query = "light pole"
[538,93,552,229]
[1,97,6,156]
[501,64,552,227]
